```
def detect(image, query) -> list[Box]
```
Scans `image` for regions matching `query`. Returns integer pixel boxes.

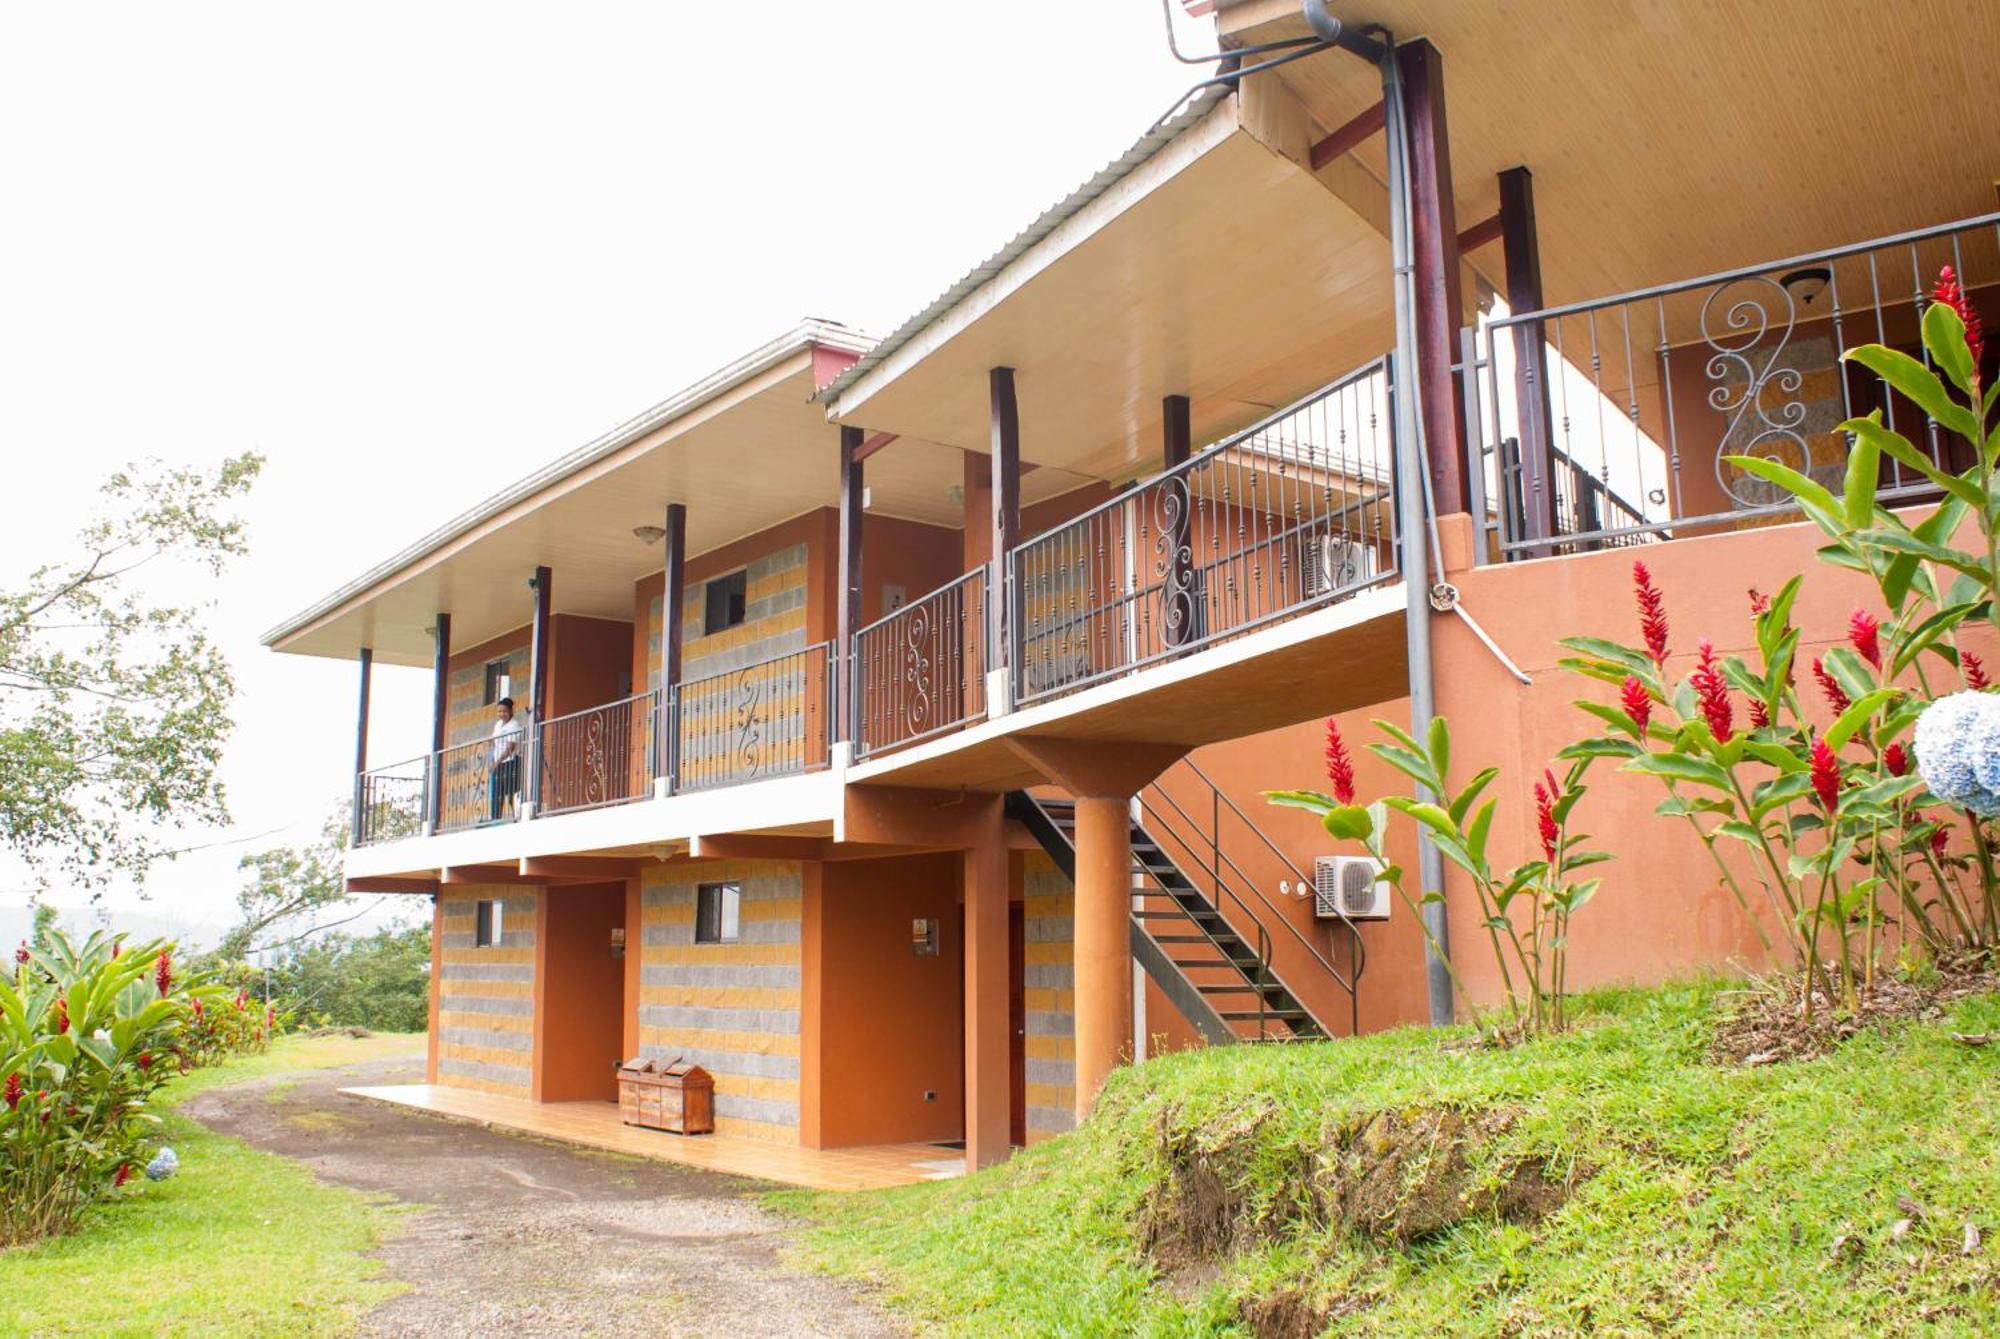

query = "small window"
[703,571,747,635]
[694,882,741,944]
[482,660,509,705]
[474,899,504,948]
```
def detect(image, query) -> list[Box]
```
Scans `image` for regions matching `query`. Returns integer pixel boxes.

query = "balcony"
[1470,212,2000,560]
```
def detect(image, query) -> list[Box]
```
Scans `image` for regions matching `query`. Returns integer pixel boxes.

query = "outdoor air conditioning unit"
[1303,535,1364,597]
[1314,854,1389,921]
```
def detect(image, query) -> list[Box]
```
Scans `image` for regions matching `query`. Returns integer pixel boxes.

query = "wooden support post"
[527,565,552,812]
[988,368,1020,694]
[835,425,865,744]
[429,614,450,826]
[1398,38,1471,514]
[1161,394,1197,647]
[1308,98,1385,171]
[1500,166,1559,545]
[660,504,686,788]
[1072,795,1134,1121]
[351,646,372,845]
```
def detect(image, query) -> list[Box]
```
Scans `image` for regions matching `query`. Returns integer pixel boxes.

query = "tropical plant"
[1269,717,1607,1037]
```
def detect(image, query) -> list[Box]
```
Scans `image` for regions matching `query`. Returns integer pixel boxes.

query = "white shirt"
[491,714,523,763]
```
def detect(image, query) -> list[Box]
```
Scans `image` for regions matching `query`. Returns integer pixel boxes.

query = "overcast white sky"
[0,2,1211,939]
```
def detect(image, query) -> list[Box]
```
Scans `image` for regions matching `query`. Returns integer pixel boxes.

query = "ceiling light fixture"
[631,525,667,545]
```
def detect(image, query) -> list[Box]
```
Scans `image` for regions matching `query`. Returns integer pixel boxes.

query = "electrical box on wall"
[911,917,938,956]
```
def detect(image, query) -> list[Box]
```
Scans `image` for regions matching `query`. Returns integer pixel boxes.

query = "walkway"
[345,1082,966,1191]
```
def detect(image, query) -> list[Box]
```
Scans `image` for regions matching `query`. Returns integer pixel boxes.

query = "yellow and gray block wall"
[436,886,538,1096]
[1022,851,1077,1142]
[646,542,809,691]
[637,859,801,1142]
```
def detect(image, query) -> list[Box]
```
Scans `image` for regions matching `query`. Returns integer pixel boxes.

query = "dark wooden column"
[835,426,864,744]
[350,646,373,844]
[1500,165,1558,544]
[1161,394,1196,646]
[1398,38,1471,514]
[988,368,1020,684]
[660,504,686,787]
[429,613,450,826]
[527,566,552,811]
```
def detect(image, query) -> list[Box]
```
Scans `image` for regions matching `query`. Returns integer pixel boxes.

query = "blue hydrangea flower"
[145,1147,178,1182]
[1913,690,2000,816]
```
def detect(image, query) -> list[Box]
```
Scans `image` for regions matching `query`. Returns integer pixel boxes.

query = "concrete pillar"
[1071,795,1133,1121]
[962,827,1011,1170]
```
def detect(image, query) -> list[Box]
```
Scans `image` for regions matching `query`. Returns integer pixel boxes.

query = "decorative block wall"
[636,860,802,1142]
[646,542,809,691]
[1022,852,1077,1142]
[435,887,538,1096]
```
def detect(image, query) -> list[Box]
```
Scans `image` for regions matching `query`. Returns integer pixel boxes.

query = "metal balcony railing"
[354,753,428,847]
[672,642,834,793]
[1009,355,1399,707]
[434,733,520,834]
[1472,211,2000,560]
[851,567,988,761]
[536,689,658,817]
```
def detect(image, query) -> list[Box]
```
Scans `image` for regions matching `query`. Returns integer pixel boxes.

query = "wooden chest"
[617,1058,714,1135]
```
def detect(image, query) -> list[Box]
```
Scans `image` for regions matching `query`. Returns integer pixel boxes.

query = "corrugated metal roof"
[816,85,1236,414]
[261,317,875,649]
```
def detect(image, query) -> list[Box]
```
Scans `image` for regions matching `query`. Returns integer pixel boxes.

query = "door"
[1009,901,1026,1147]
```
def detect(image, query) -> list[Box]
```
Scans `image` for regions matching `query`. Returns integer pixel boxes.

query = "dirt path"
[183,1052,902,1338]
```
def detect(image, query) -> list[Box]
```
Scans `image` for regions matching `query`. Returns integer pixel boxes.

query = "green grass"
[776,984,2000,1335]
[0,1032,424,1338]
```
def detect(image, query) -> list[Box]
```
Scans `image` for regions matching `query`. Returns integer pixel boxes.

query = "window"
[703,571,747,635]
[474,899,504,948]
[482,659,509,705]
[694,882,741,944]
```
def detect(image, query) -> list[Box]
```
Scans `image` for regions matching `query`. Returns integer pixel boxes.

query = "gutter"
[261,318,875,650]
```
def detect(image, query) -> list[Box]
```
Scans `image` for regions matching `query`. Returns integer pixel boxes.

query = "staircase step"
[1218,1009,1312,1021]
[1148,934,1226,945]
[1132,909,1226,921]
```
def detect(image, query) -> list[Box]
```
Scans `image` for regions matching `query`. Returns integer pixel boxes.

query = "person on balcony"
[489,696,523,821]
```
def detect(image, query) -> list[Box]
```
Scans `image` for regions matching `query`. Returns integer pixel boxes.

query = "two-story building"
[264,0,2000,1184]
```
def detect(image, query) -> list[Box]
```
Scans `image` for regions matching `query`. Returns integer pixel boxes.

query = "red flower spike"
[1633,561,1670,669]
[155,952,172,999]
[1810,737,1841,812]
[1934,265,1985,373]
[54,999,68,1035]
[1619,675,1652,734]
[1965,651,1990,691]
[1534,771,1560,863]
[1322,717,1356,806]
[1932,826,1951,860]
[1748,700,1771,729]
[1848,610,1882,671]
[114,1164,131,1188]
[1884,743,1909,777]
[1812,656,1851,714]
[138,1052,151,1071]
[1691,639,1734,743]
[3,1073,20,1111]
[110,942,120,960]
[1748,588,1771,616]
[13,941,26,967]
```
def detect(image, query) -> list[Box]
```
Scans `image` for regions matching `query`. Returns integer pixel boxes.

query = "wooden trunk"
[617,1059,714,1135]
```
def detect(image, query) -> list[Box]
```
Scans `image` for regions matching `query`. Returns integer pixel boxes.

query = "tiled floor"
[341,1083,966,1191]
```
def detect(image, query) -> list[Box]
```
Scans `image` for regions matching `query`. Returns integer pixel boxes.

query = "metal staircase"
[1007,760,1363,1044]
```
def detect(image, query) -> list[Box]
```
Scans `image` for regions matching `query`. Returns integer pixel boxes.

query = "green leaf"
[1842,412,1985,512]
[1846,526,1990,581]
[1559,738,1644,761]
[1626,752,1732,789]
[1844,423,1880,528]
[1320,806,1373,841]
[1821,645,1878,703]
[1723,454,1846,533]
[1366,743,1439,794]
[1715,819,1763,845]
[1265,789,1337,816]
[1923,300,1976,398]
[1466,798,1496,865]
[1573,700,1644,740]
[1750,772,1813,820]
[1892,602,1981,677]
[1742,740,1806,774]
[1845,344,1981,442]
[1426,715,1451,784]
[1555,637,1657,679]
[1449,767,1499,826]
[1383,798,1458,840]
[1824,687,1899,752]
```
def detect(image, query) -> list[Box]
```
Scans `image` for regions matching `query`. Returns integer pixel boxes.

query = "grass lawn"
[0,1031,424,1339]
[777,982,2000,1335]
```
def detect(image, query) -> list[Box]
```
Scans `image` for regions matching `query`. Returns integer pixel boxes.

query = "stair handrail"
[1141,757,1365,1001]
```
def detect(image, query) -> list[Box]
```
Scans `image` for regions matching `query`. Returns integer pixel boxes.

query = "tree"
[28,902,61,953]
[0,454,262,883]
[215,807,350,960]
[269,925,431,1032]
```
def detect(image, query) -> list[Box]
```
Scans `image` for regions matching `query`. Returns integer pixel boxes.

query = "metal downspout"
[1375,32,1457,1027]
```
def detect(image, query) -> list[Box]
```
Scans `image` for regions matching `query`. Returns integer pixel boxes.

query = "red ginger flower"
[1322,717,1356,806]
[1810,736,1841,811]
[1534,770,1560,863]
[3,1072,20,1110]
[1884,742,1909,777]
[1691,639,1733,742]
[1934,265,1985,373]
[1965,651,1990,691]
[1848,610,1882,671]
[110,942,120,960]
[1620,675,1651,734]
[155,952,172,999]
[1932,825,1951,860]
[1813,656,1850,714]
[54,999,67,1035]
[1748,699,1771,729]
[1633,561,1670,668]
[1748,588,1770,616]
[114,1164,132,1188]
[137,1052,151,1071]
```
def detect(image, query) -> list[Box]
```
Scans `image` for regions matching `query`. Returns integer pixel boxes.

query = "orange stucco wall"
[535,882,626,1102]
[813,853,966,1148]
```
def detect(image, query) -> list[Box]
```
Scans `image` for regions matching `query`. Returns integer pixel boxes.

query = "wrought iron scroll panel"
[674,642,834,792]
[852,568,988,761]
